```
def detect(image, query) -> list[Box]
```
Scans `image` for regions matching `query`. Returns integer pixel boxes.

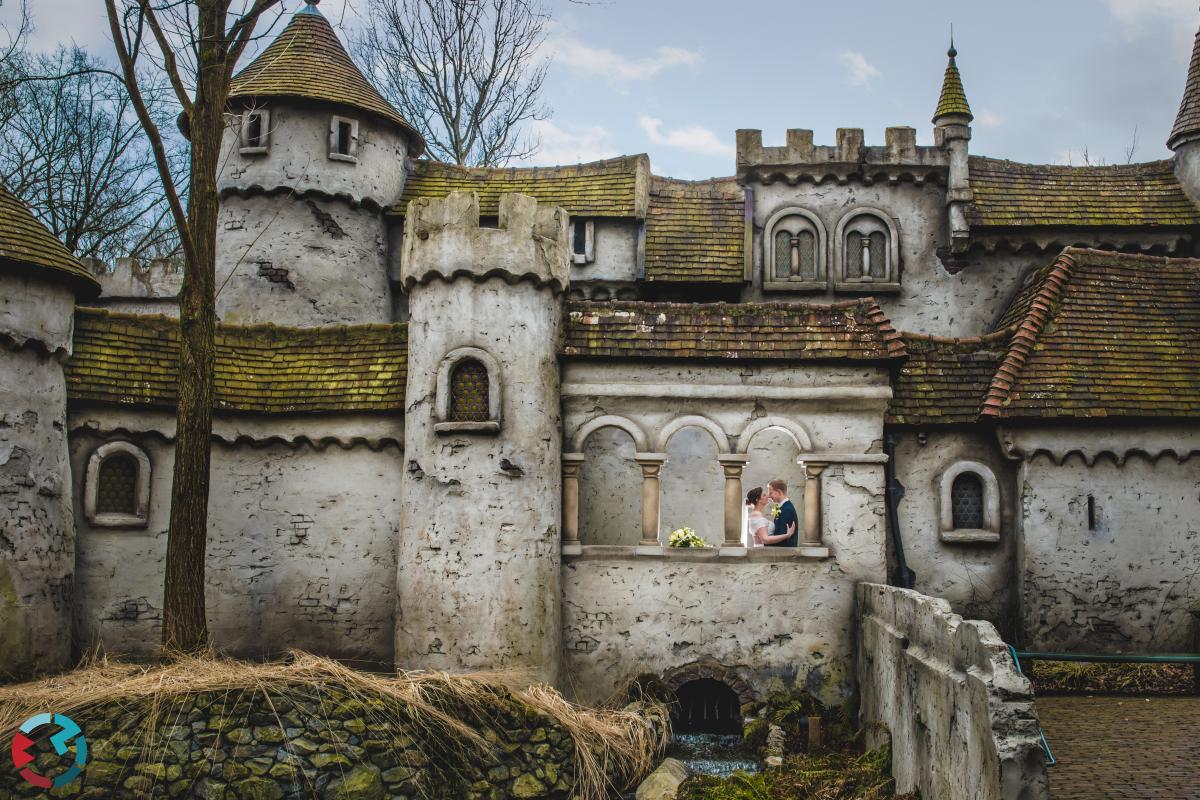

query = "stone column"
[718,454,750,555]
[562,453,584,555]
[634,453,667,552]
[801,462,829,556]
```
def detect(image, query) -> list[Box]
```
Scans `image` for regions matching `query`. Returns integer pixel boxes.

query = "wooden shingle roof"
[393,156,650,218]
[1169,24,1200,149]
[644,176,745,284]
[229,3,423,155]
[967,157,1200,228]
[887,330,1011,425]
[0,183,98,297]
[981,248,1200,420]
[67,308,407,414]
[562,300,905,363]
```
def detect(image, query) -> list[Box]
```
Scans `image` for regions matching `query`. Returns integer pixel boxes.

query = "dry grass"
[1030,660,1196,695]
[0,651,667,799]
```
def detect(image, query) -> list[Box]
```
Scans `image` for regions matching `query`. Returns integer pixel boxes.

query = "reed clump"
[1030,660,1195,695]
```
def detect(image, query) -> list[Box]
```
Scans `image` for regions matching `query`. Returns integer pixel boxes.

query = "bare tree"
[0,46,184,263]
[354,0,551,166]
[105,0,284,654]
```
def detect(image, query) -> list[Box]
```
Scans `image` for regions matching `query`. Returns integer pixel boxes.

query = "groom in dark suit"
[763,478,798,547]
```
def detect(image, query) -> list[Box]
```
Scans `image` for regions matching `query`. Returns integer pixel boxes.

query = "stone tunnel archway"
[662,660,760,735]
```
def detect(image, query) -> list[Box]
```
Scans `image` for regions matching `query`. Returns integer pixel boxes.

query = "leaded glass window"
[97,454,138,515]
[869,231,887,279]
[846,231,864,278]
[951,473,984,529]
[449,359,490,422]
[774,230,792,279]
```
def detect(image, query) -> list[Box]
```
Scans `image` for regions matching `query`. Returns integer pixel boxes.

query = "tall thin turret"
[1169,22,1200,206]
[933,39,974,253]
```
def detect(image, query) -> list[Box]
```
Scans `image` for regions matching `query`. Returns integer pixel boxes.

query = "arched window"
[449,359,490,422]
[84,441,152,528]
[951,473,984,529]
[434,346,502,433]
[834,208,900,289]
[937,461,1000,543]
[763,207,827,291]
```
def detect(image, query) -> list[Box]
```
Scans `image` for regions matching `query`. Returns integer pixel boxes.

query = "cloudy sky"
[4,0,1198,178]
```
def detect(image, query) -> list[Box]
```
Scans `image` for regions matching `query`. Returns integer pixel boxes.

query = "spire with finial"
[933,32,973,125]
[1168,22,1200,149]
[298,0,322,15]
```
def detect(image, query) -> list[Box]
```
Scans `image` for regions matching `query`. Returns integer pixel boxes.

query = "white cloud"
[638,115,734,158]
[521,120,618,165]
[838,50,881,87]
[976,110,1003,128]
[1107,0,1194,21]
[547,36,701,80]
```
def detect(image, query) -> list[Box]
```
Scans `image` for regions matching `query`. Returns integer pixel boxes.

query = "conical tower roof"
[933,43,972,124]
[0,183,98,297]
[1169,25,1200,149]
[229,0,424,155]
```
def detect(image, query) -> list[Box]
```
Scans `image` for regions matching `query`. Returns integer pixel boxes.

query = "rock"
[254,726,286,744]
[635,758,689,800]
[82,760,123,784]
[343,718,366,735]
[325,764,384,800]
[511,773,548,798]
[232,776,284,800]
[311,753,352,769]
[381,766,414,784]
[289,737,320,755]
[226,728,254,745]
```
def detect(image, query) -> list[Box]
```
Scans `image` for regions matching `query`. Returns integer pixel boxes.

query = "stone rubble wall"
[856,582,1049,800]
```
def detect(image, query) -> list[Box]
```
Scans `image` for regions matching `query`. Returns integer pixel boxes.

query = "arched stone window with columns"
[832,207,901,292]
[762,206,828,292]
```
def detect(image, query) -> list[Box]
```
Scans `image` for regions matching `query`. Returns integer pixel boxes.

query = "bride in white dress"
[746,485,796,546]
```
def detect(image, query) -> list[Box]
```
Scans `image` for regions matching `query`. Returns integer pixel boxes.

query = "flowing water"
[668,733,760,778]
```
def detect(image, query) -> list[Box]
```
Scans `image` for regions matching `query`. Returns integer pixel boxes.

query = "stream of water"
[668,733,760,778]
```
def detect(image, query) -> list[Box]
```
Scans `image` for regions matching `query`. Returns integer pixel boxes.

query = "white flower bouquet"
[668,526,709,548]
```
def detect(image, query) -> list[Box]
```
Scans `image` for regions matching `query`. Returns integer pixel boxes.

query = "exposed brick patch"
[307,200,346,239]
[256,260,295,290]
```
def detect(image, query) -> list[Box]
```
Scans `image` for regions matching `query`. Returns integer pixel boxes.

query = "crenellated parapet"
[82,256,182,302]
[400,191,571,293]
[736,127,949,185]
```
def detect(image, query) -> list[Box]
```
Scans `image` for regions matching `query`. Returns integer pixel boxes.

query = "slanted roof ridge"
[969,155,1175,172]
[412,154,648,178]
[75,306,405,337]
[901,326,1015,349]
[570,298,880,313]
[980,250,1078,417]
[0,183,99,298]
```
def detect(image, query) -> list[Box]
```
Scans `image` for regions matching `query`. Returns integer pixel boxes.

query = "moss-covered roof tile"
[644,176,745,284]
[967,157,1200,228]
[67,308,407,414]
[562,300,905,362]
[0,183,98,297]
[933,47,972,122]
[887,330,1010,425]
[1170,25,1200,149]
[982,248,1200,420]
[393,156,649,218]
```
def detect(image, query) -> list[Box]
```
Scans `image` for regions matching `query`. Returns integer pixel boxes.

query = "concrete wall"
[69,415,403,667]
[0,274,77,676]
[571,218,641,283]
[857,583,1049,800]
[578,426,642,546]
[892,430,1019,637]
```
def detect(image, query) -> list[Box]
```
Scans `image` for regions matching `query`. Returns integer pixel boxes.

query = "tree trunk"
[161,2,228,654]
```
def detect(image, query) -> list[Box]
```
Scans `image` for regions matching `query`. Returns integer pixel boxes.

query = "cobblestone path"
[1036,695,1200,799]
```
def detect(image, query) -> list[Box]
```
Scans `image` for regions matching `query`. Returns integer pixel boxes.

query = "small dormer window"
[329,115,359,162]
[833,207,901,291]
[571,219,595,265]
[240,109,270,155]
[762,206,827,291]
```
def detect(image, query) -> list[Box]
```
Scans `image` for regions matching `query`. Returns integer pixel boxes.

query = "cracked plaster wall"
[70,429,401,667]
[1018,452,1200,652]
[892,430,1018,637]
[0,274,76,676]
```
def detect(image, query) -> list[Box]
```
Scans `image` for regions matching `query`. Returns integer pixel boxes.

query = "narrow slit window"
[97,454,138,515]
[337,121,353,155]
[1087,495,1096,530]
[246,114,263,148]
[951,473,984,529]
[329,116,359,161]
[240,109,270,153]
[573,220,588,255]
[449,359,490,422]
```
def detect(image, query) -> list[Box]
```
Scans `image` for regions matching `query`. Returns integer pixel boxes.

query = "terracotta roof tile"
[981,248,1200,419]
[393,156,649,218]
[562,300,905,362]
[0,183,98,297]
[967,157,1200,228]
[229,4,423,155]
[1170,25,1200,149]
[933,47,972,122]
[66,308,406,414]
[887,330,1010,425]
[644,176,745,283]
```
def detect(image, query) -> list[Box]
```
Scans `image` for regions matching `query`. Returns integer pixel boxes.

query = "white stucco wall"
[578,426,642,546]
[70,421,403,667]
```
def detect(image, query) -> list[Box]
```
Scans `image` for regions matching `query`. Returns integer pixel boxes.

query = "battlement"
[82,256,182,300]
[400,191,570,293]
[736,128,950,184]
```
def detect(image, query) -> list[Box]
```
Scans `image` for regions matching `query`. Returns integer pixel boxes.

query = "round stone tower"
[0,185,99,676]
[396,191,569,684]
[216,0,424,326]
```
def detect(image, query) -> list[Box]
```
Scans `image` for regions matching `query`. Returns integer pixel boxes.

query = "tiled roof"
[887,330,1011,425]
[228,4,423,155]
[981,248,1200,419]
[393,156,650,218]
[967,157,1200,228]
[0,183,98,297]
[933,47,972,122]
[644,176,745,283]
[562,300,906,362]
[67,308,406,414]
[1169,25,1200,149]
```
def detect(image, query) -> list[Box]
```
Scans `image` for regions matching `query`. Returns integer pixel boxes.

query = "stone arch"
[662,659,760,714]
[655,415,731,454]
[569,415,649,452]
[84,440,152,528]
[735,417,812,454]
[833,205,901,283]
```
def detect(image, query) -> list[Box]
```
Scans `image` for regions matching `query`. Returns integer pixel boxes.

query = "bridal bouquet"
[668,527,709,548]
